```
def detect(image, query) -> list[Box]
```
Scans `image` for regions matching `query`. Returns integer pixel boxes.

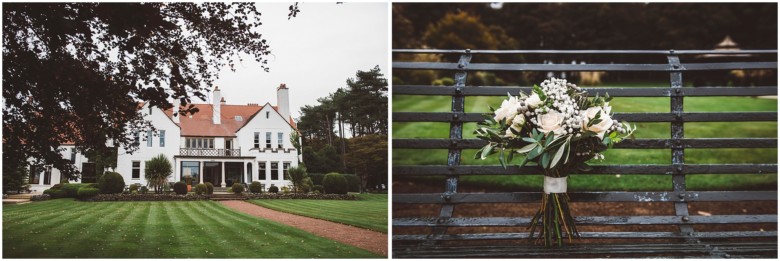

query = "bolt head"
[675,89,681,93]
[682,216,690,222]
[458,64,465,68]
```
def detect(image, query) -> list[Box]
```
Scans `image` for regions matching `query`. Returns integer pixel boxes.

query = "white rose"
[493,96,521,123]
[536,111,566,136]
[586,110,614,139]
[525,93,543,108]
[583,106,601,120]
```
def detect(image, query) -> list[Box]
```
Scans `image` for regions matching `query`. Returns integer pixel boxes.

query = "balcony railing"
[179,148,241,157]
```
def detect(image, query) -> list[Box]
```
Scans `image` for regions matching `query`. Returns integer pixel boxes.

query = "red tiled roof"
[163,103,297,137]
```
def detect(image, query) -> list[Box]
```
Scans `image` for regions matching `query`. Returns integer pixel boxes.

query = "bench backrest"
[392,49,777,257]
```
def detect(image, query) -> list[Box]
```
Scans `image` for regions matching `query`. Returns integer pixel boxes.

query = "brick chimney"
[213,86,221,125]
[277,83,290,122]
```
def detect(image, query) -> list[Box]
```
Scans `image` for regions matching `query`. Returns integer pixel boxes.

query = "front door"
[81,163,97,183]
[203,162,222,187]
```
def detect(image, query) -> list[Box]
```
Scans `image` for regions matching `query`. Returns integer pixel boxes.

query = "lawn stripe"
[137,202,163,257]
[8,201,106,257]
[93,202,145,257]
[248,198,388,232]
[48,202,121,257]
[167,201,224,258]
[195,201,278,257]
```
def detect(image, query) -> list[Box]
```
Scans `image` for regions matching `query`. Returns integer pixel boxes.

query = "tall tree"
[3,3,273,181]
[344,134,387,190]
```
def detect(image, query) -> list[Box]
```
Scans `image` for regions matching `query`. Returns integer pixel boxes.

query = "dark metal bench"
[392,49,778,258]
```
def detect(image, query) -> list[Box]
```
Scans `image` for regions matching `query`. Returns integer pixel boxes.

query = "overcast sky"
[209,2,388,119]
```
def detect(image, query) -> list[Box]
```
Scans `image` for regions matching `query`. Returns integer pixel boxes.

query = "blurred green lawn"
[393,85,777,191]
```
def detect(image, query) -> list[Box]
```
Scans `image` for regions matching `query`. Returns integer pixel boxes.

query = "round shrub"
[140,186,149,194]
[249,181,263,194]
[268,185,279,194]
[173,182,188,195]
[128,184,140,193]
[50,184,63,190]
[312,185,324,194]
[204,182,214,195]
[344,174,360,192]
[77,187,100,199]
[98,172,125,194]
[43,189,67,198]
[231,183,245,194]
[194,183,208,195]
[322,173,348,194]
[61,183,88,198]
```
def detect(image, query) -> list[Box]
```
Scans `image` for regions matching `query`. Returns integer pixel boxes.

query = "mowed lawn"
[249,194,387,233]
[393,85,778,191]
[3,199,380,258]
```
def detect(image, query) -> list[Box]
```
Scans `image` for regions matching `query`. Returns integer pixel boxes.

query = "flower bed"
[245,193,357,200]
[85,193,211,202]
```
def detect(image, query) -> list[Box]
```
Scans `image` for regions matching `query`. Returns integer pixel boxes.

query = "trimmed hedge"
[344,174,360,192]
[323,173,348,194]
[85,193,210,202]
[231,183,245,194]
[249,181,263,193]
[246,193,357,200]
[99,172,125,194]
[268,185,279,194]
[77,187,100,200]
[194,183,208,195]
[173,182,187,195]
[312,185,324,194]
[43,189,67,198]
[204,182,214,195]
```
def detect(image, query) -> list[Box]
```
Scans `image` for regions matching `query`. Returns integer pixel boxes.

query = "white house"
[27,84,299,191]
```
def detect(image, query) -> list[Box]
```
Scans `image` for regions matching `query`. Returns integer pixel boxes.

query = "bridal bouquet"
[474,78,636,247]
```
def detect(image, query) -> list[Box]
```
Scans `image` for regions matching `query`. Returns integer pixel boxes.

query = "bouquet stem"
[529,192,579,247]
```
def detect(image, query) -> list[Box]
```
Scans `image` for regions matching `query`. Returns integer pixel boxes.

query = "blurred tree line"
[296,66,388,189]
[393,3,777,86]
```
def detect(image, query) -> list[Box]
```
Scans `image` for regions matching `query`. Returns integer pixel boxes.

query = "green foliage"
[194,184,208,195]
[128,184,140,193]
[322,173,348,195]
[344,134,387,190]
[140,186,149,194]
[76,187,100,199]
[145,154,172,193]
[268,185,279,194]
[61,183,91,198]
[285,165,308,193]
[231,183,245,194]
[98,172,125,194]
[281,186,290,194]
[248,194,388,232]
[308,173,325,185]
[343,174,361,192]
[312,185,324,194]
[43,189,67,198]
[249,181,263,194]
[173,182,187,195]
[3,163,31,194]
[301,177,313,193]
[204,182,214,195]
[432,77,455,86]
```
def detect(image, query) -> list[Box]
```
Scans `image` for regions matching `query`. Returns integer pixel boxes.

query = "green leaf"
[550,142,567,168]
[527,145,543,160]
[499,149,506,169]
[481,143,496,160]
[506,150,515,163]
[516,143,537,154]
[522,137,536,143]
[541,151,551,168]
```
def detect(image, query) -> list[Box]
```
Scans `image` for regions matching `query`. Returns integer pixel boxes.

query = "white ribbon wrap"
[543,176,568,194]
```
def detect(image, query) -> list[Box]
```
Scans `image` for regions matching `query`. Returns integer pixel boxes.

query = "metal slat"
[393,231,778,241]
[393,138,778,149]
[393,214,777,227]
[393,112,777,122]
[393,49,778,55]
[393,85,778,97]
[393,62,777,71]
[393,191,778,204]
[392,164,777,176]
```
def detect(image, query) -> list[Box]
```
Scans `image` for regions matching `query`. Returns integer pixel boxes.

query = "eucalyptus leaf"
[480,143,496,160]
[550,142,566,168]
[516,143,538,154]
